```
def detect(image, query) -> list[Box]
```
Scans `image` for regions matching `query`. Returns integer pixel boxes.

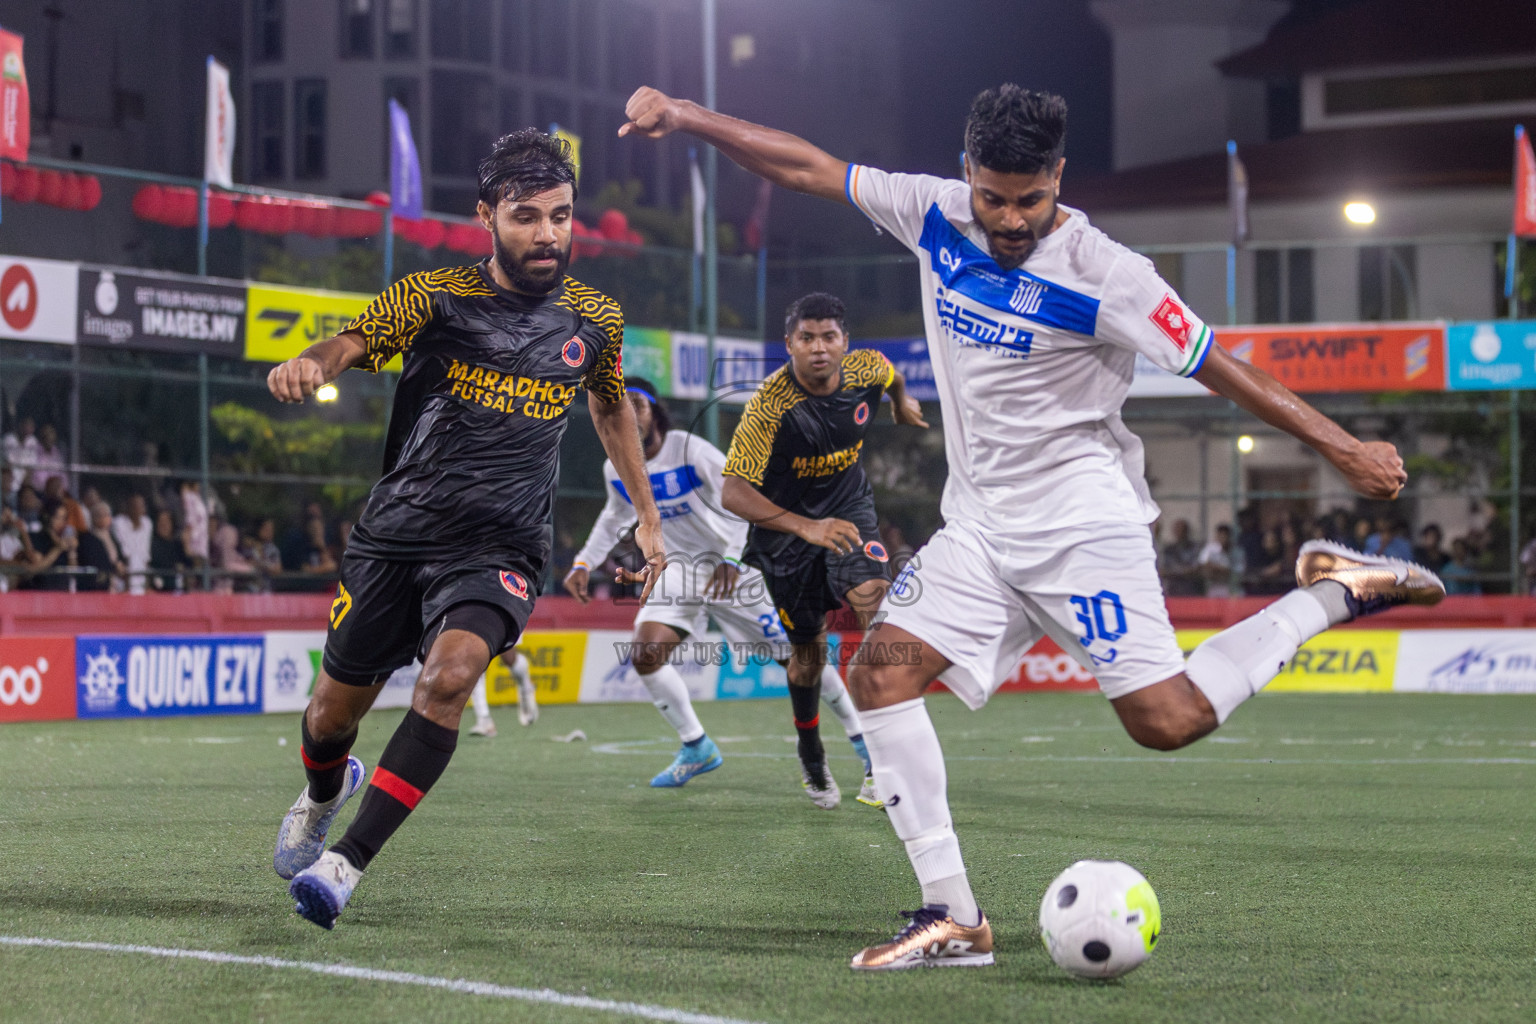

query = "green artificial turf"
[2,693,1534,1023]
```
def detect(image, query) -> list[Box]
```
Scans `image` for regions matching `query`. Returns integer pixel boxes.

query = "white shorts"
[633,557,793,660]
[879,519,1185,708]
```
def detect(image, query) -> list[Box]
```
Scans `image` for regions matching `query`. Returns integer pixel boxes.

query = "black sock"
[301,715,356,804]
[329,709,458,871]
[789,682,824,765]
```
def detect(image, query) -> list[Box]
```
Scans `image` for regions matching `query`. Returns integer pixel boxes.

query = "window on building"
[605,0,656,95]
[254,0,284,63]
[1326,63,1536,117]
[576,0,603,88]
[429,0,491,61]
[293,79,328,180]
[498,0,526,71]
[383,78,419,175]
[339,0,375,58]
[432,70,496,177]
[1359,245,1416,321]
[251,81,284,181]
[384,0,417,58]
[1255,248,1315,324]
[500,88,524,132]
[530,0,569,79]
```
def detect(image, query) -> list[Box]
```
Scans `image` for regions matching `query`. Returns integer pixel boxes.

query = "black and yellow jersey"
[343,260,624,573]
[723,348,894,570]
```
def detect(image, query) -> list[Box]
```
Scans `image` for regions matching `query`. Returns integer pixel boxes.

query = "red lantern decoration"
[623,227,645,255]
[79,174,102,211]
[36,169,64,206]
[232,195,263,231]
[0,162,16,197]
[597,208,629,240]
[414,218,445,249]
[265,197,297,234]
[206,191,235,228]
[353,208,383,237]
[58,173,85,210]
[365,190,391,208]
[446,222,483,254]
[131,183,163,220]
[164,186,201,228]
[12,165,38,203]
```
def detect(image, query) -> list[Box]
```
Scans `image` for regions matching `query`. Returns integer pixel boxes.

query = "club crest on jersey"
[1150,295,1195,351]
[561,336,585,367]
[864,540,889,562]
[854,401,870,425]
[499,570,529,600]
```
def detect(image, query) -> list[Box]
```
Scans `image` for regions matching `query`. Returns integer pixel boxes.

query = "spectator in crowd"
[210,515,257,593]
[301,511,337,577]
[16,484,43,533]
[180,480,210,572]
[247,518,283,587]
[1414,524,1448,574]
[336,518,354,557]
[1443,538,1481,596]
[78,501,127,591]
[0,503,37,592]
[41,477,87,535]
[1235,507,1265,580]
[880,520,916,569]
[1520,535,1536,596]
[1160,518,1204,596]
[0,465,14,511]
[26,502,78,591]
[3,417,39,495]
[1246,527,1291,596]
[1349,515,1373,552]
[112,494,154,595]
[30,423,66,492]
[1366,518,1414,561]
[1198,523,1236,598]
[149,508,188,592]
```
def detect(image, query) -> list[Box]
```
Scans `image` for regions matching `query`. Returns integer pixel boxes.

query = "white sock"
[470,674,492,723]
[638,663,705,743]
[510,652,532,688]
[1186,586,1333,723]
[819,663,862,738]
[860,697,980,926]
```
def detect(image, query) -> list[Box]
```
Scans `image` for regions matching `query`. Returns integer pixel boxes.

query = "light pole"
[701,0,720,445]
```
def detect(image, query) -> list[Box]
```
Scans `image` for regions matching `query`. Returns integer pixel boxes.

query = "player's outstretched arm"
[267,330,369,404]
[1195,344,1406,500]
[619,87,849,204]
[720,476,861,554]
[588,393,667,602]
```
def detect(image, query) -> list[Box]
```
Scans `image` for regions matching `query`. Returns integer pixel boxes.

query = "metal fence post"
[1511,389,1523,594]
[199,352,212,592]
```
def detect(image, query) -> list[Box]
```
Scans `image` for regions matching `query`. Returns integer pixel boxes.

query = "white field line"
[591,737,1536,767]
[0,936,773,1024]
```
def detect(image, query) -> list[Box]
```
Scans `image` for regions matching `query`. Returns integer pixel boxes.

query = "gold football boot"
[850,907,995,970]
[1295,540,1445,617]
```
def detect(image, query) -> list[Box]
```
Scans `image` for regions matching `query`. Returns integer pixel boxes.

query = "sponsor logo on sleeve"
[1149,294,1194,351]
[864,540,889,562]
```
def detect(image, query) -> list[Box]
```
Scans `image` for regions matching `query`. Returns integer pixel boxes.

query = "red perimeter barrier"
[4,593,1535,638]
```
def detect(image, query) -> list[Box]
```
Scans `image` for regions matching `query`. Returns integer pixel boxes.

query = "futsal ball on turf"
[1038,859,1160,979]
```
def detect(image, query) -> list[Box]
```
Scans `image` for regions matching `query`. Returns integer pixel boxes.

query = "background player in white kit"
[466,648,537,736]
[563,377,873,797]
[621,85,1444,968]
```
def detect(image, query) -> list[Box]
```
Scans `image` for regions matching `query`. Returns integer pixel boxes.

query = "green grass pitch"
[3,692,1534,1023]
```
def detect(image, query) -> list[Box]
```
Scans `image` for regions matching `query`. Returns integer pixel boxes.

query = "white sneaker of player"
[857,774,883,809]
[801,761,841,810]
[469,717,497,737]
[290,850,362,930]
[516,676,538,726]
[273,755,365,880]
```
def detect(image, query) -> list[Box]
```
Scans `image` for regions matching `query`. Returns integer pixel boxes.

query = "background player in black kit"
[723,292,927,807]
[266,129,665,929]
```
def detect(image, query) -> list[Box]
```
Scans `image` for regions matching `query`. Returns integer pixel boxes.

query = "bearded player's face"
[965,158,1064,271]
[477,184,574,295]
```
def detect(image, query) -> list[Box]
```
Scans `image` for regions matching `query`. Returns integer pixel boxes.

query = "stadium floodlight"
[1343,202,1376,225]
[1236,434,1255,454]
[315,383,339,402]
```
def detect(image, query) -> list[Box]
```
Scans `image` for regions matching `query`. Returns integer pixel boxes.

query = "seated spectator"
[1350,515,1374,552]
[26,503,79,591]
[180,480,209,574]
[0,504,37,592]
[302,513,338,576]
[1198,523,1235,598]
[248,518,283,588]
[1160,518,1203,596]
[210,517,256,594]
[29,423,66,492]
[148,509,188,592]
[1521,536,1536,597]
[1366,519,1414,562]
[3,417,39,495]
[0,465,13,511]
[77,501,126,591]
[1442,538,1481,596]
[16,484,43,533]
[112,494,154,595]
[1414,524,1448,574]
[1246,527,1291,596]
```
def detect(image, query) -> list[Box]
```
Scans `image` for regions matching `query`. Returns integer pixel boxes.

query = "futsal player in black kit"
[722,292,927,807]
[267,129,665,929]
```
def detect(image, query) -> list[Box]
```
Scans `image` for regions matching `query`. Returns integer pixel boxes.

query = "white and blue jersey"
[846,165,1214,535]
[573,429,748,570]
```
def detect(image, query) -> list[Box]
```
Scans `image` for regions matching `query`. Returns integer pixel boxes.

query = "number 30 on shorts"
[1069,590,1127,648]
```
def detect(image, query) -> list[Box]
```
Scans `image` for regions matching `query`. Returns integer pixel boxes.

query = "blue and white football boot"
[649,736,723,788]
[273,755,366,880]
[290,850,361,930]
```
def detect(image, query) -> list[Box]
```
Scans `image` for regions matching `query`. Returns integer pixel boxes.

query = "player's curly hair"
[964,84,1067,175]
[477,128,578,206]
[783,292,847,337]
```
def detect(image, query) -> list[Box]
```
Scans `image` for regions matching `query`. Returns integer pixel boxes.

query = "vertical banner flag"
[1515,125,1536,238]
[550,123,582,185]
[689,148,706,256]
[389,98,423,219]
[1227,139,1249,245]
[0,27,27,162]
[203,57,235,188]
[744,179,772,251]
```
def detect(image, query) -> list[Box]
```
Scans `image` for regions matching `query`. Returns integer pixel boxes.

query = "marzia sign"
[76,635,264,718]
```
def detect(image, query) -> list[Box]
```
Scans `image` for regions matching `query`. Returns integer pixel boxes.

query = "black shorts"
[756,519,891,645]
[322,551,538,686]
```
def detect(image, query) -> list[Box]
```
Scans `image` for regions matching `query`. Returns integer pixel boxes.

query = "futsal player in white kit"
[563,377,875,799]
[621,84,1445,967]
